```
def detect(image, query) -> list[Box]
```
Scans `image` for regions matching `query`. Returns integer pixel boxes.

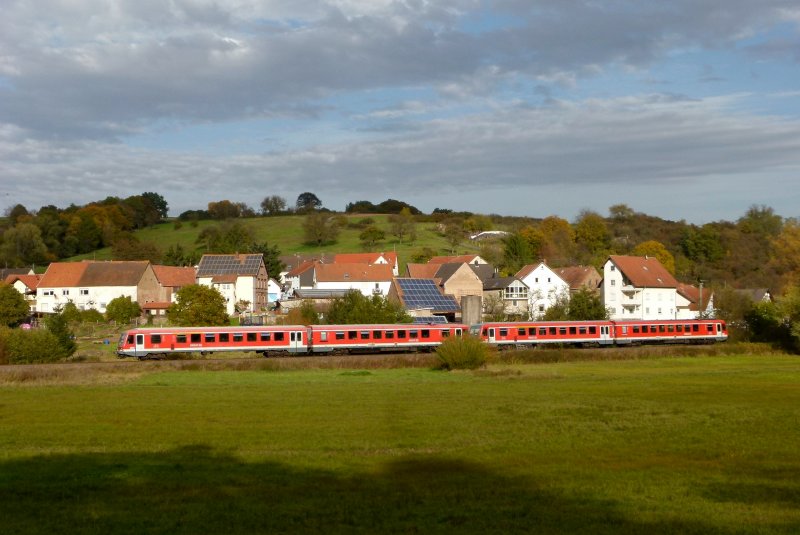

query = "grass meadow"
[2,354,799,534]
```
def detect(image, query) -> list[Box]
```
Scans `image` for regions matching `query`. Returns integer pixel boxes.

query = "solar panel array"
[197,255,262,277]
[397,279,460,312]
[412,315,449,324]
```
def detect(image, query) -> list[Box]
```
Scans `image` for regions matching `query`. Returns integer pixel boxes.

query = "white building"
[515,262,570,319]
[601,255,680,320]
[196,254,268,316]
[312,263,394,297]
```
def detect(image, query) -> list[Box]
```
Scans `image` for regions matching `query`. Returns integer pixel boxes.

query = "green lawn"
[71,214,476,270]
[2,356,799,533]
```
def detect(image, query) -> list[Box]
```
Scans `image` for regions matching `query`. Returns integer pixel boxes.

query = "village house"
[406,262,483,306]
[4,273,42,314]
[387,278,461,322]
[482,277,529,318]
[312,263,394,297]
[554,265,602,294]
[36,261,161,314]
[676,282,715,319]
[196,254,269,316]
[601,255,680,320]
[141,265,198,317]
[515,262,570,319]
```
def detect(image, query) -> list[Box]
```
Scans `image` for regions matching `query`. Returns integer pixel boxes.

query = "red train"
[117,319,727,360]
[470,319,727,348]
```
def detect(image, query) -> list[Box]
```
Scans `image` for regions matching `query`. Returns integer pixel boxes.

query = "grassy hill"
[71,214,491,270]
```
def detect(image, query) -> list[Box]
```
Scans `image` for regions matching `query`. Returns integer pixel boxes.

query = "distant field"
[2,355,799,534]
[72,214,478,268]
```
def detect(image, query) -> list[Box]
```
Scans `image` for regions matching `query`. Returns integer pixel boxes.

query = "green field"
[72,214,474,269]
[2,355,799,533]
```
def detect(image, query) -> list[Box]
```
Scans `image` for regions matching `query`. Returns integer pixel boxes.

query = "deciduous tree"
[0,283,30,327]
[632,240,676,274]
[260,195,287,215]
[168,285,229,326]
[326,291,411,324]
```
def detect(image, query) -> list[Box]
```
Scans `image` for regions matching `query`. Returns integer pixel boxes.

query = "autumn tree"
[631,240,676,274]
[574,210,610,264]
[303,211,340,246]
[207,200,242,220]
[260,195,287,215]
[359,225,385,249]
[770,219,800,288]
[168,285,229,326]
[389,207,416,243]
[539,216,576,265]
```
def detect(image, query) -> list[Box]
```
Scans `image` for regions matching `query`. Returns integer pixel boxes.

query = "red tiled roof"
[4,274,42,289]
[38,262,90,288]
[315,263,393,282]
[609,255,678,288]
[428,255,482,265]
[555,266,601,289]
[677,282,712,311]
[286,260,317,277]
[333,252,398,266]
[152,265,196,287]
[406,263,440,279]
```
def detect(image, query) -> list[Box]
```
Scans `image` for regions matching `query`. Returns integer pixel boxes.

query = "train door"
[599,325,612,345]
[135,333,146,357]
[289,330,304,353]
[487,327,496,343]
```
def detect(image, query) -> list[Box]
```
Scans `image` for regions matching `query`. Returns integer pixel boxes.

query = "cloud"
[3,93,799,222]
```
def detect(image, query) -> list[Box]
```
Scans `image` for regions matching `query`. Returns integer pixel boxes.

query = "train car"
[116,325,309,359]
[308,323,467,354]
[471,321,613,348]
[611,319,727,345]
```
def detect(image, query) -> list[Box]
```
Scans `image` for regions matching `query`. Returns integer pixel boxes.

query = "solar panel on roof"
[397,279,459,312]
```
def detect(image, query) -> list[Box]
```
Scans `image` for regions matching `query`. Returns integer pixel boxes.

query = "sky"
[2,1,800,224]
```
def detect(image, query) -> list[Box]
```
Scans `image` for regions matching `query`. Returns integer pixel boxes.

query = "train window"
[219,333,230,342]
[320,332,328,342]
[549,327,557,335]
[528,328,536,336]
[205,333,216,342]
[441,330,449,338]
[518,328,526,336]
[692,324,699,332]
[151,334,162,344]
[589,326,596,335]
[260,332,271,342]
[499,329,508,337]
[190,333,200,343]
[335,331,345,340]
[385,331,395,339]
[633,326,640,333]
[374,331,383,339]
[176,334,187,343]
[706,325,713,332]
[659,325,666,333]
[559,327,567,335]
[348,331,358,340]
[421,330,430,338]
[676,325,683,333]
[409,330,419,338]
[127,335,134,344]
[539,328,547,336]
[579,327,587,335]
[667,325,674,333]
[233,333,243,342]
[247,332,257,342]
[397,331,406,339]
[482,329,488,336]
[274,332,285,341]
[360,331,370,340]
[569,327,577,335]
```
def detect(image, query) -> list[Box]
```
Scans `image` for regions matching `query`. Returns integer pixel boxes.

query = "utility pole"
[698,280,705,319]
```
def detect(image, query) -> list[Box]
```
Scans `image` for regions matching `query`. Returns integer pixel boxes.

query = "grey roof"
[433,263,465,283]
[482,277,523,291]
[197,254,264,277]
[469,264,497,281]
[293,289,350,299]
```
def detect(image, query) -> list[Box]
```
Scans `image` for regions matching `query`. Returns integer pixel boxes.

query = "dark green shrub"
[106,296,141,324]
[435,334,492,370]
[2,328,71,364]
[81,309,105,323]
[44,312,77,357]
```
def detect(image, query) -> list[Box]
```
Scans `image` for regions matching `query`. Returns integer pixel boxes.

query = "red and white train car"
[117,323,467,359]
[116,325,309,359]
[307,324,466,354]
[471,319,727,348]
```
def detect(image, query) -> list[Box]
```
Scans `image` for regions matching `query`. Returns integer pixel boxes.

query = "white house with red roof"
[36,261,161,314]
[515,262,570,319]
[601,255,681,320]
[4,273,41,314]
[312,263,394,297]
[196,254,268,316]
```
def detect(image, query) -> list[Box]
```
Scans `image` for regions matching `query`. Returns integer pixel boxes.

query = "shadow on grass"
[0,446,768,534]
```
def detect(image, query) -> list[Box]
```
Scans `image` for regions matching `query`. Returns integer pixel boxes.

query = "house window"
[43,290,54,296]
[610,265,616,271]
[538,304,545,312]
[80,289,89,296]
[62,289,70,296]
[611,280,616,286]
